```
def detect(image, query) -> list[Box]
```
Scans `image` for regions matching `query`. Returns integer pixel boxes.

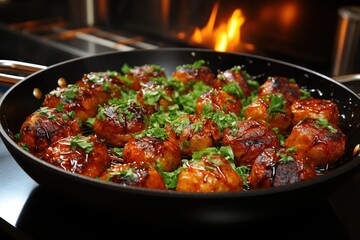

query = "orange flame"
[190,2,254,52]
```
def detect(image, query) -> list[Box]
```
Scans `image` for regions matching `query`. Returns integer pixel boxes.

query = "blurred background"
[0,0,359,76]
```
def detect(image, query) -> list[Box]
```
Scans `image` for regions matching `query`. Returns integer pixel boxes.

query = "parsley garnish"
[70,135,94,153]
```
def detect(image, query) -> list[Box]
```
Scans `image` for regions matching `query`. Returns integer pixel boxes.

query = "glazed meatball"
[136,77,184,115]
[196,88,242,116]
[222,120,281,167]
[121,64,166,91]
[176,149,243,192]
[41,134,110,178]
[258,76,300,104]
[172,59,214,88]
[42,84,98,123]
[284,118,346,167]
[93,98,147,147]
[18,107,82,157]
[249,148,316,189]
[291,98,340,126]
[122,129,182,172]
[213,66,255,98]
[76,71,123,105]
[244,94,293,135]
[165,114,222,157]
[99,161,166,190]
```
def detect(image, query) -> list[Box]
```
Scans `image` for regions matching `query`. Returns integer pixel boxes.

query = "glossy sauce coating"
[176,154,243,192]
[41,135,110,178]
[165,114,222,157]
[284,118,346,167]
[222,120,281,167]
[99,161,166,189]
[18,107,82,157]
[249,148,316,189]
[93,99,146,147]
[42,84,98,123]
[291,98,340,126]
[122,136,182,172]
[258,76,300,104]
[196,88,242,116]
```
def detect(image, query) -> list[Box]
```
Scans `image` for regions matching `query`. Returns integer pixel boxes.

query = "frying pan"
[1,48,360,226]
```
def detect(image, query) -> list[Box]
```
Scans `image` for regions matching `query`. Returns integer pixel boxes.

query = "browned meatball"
[249,148,316,189]
[222,120,281,167]
[258,76,300,104]
[291,98,340,126]
[42,84,98,123]
[41,134,110,178]
[93,99,147,147]
[99,161,166,190]
[136,78,183,115]
[165,114,222,157]
[176,150,243,192]
[172,60,214,88]
[284,118,346,167]
[76,71,123,105]
[122,130,182,172]
[121,64,166,91]
[196,88,242,116]
[18,107,82,157]
[244,94,293,135]
[213,66,254,98]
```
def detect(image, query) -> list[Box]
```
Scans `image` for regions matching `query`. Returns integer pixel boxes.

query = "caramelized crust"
[222,120,281,167]
[258,76,300,103]
[249,148,316,189]
[172,63,214,88]
[18,107,82,157]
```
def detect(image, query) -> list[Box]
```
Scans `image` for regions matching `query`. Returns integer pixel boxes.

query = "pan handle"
[0,60,47,87]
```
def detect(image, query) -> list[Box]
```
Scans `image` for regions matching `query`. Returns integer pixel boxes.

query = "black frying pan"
[1,48,360,226]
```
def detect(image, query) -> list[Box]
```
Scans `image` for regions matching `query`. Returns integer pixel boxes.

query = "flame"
[190,2,253,52]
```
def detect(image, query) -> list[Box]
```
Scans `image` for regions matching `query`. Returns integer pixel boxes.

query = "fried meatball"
[222,120,281,167]
[284,118,346,167]
[136,77,184,115]
[291,98,340,126]
[42,84,98,123]
[41,134,110,178]
[213,66,254,98]
[121,64,166,91]
[196,88,242,116]
[249,148,316,189]
[176,151,243,192]
[165,114,222,157]
[93,99,147,147]
[172,60,214,88]
[76,71,123,105]
[258,76,300,104]
[122,133,182,172]
[18,107,82,157]
[244,94,293,135]
[99,161,166,190]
